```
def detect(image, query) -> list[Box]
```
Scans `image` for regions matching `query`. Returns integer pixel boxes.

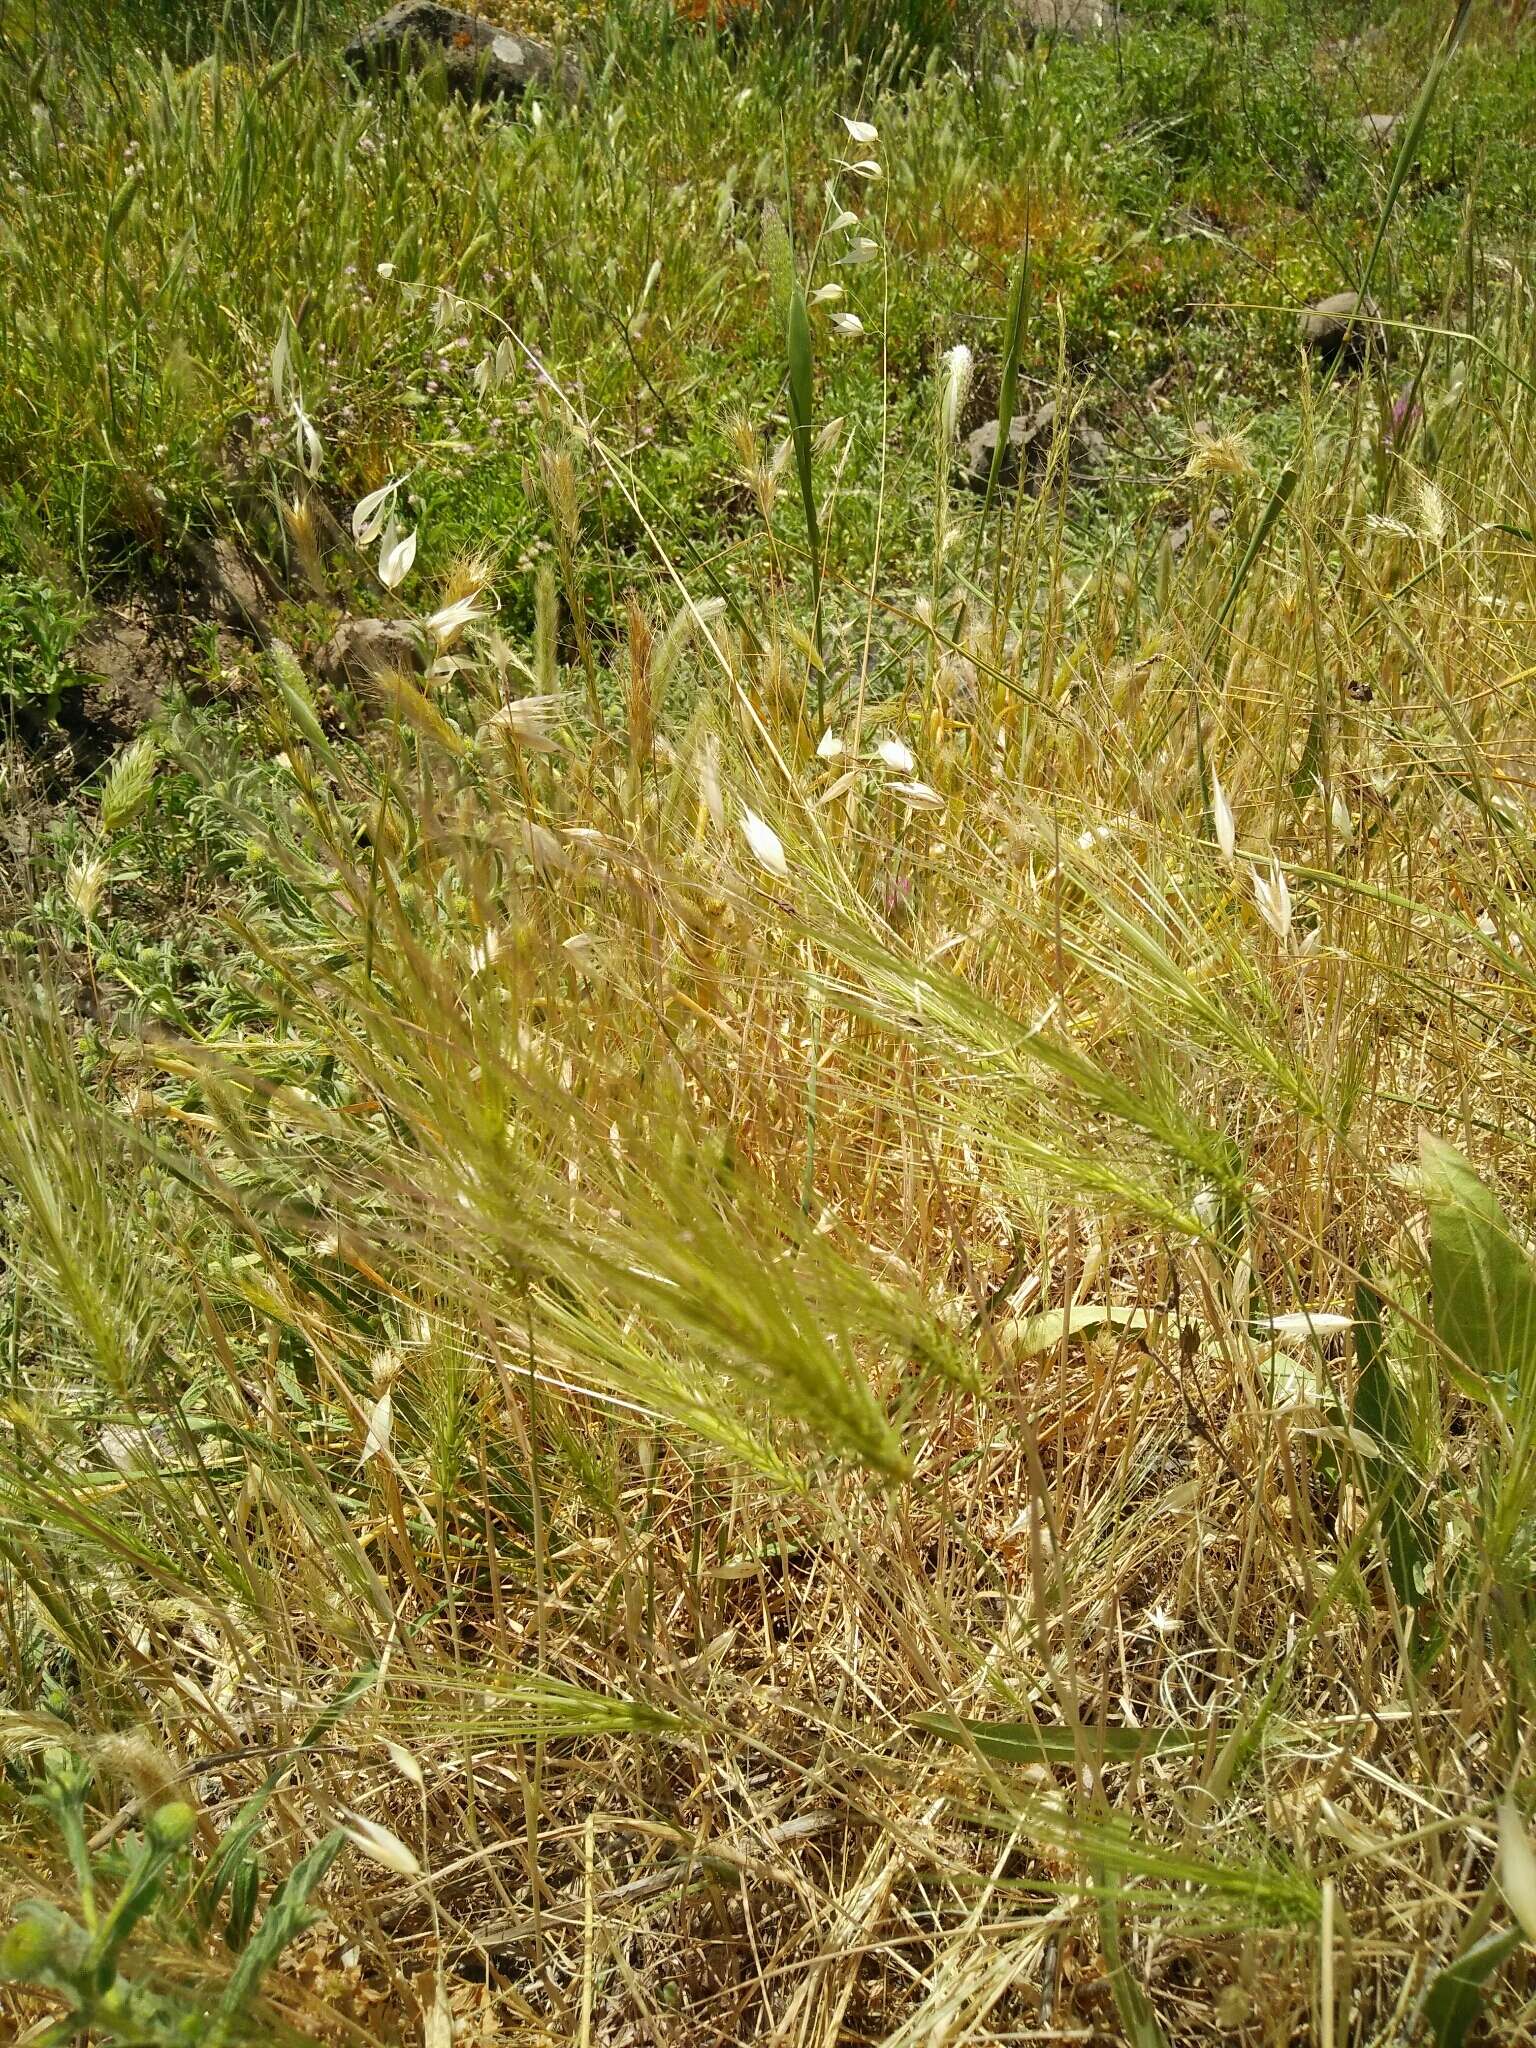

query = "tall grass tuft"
[8,2,1536,2042]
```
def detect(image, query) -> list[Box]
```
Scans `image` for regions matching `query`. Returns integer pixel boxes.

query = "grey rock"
[208,540,270,633]
[961,414,1019,490]
[1167,504,1232,556]
[344,3,580,103]
[185,535,272,645]
[1298,290,1383,362]
[99,1422,174,1476]
[318,616,427,689]
[78,607,175,732]
[961,400,1107,494]
[1020,0,1123,36]
[1358,111,1402,148]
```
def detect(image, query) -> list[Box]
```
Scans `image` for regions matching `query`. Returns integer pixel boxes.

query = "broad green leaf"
[785,282,821,677]
[1002,1304,1158,1358]
[1096,1864,1169,2048]
[267,641,333,761]
[214,1830,345,2026]
[1421,1134,1536,1407]
[1352,1271,1404,1446]
[917,1714,1195,1767]
[224,1853,260,1953]
[1351,1270,1431,1607]
[1423,1926,1522,2048]
[979,235,1032,526]
[197,1664,376,1930]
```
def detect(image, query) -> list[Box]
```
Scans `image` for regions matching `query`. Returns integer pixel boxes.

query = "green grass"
[7,1,1536,2043]
[4,0,1534,615]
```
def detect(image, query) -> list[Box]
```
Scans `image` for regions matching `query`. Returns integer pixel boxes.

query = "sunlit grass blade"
[786,280,822,695]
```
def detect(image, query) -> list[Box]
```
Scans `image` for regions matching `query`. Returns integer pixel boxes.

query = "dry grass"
[8,115,1536,2048]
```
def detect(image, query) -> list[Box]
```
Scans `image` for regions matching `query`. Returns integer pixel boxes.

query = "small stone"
[317,617,427,689]
[1297,290,1383,362]
[185,536,271,645]
[344,3,580,103]
[208,540,269,632]
[960,400,1105,494]
[1358,111,1402,148]
[1167,505,1232,556]
[77,607,176,735]
[99,1421,173,1475]
[1020,0,1123,36]
[962,414,1022,491]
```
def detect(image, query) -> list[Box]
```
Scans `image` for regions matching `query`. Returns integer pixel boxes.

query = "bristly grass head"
[9,3,1536,2042]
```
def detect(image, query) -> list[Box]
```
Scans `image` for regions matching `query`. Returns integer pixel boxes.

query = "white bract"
[359,1392,392,1466]
[424,1979,455,2048]
[741,808,789,879]
[1255,1311,1353,1341]
[340,1813,421,1878]
[1211,772,1236,862]
[939,344,973,444]
[385,1740,425,1790]
[889,780,944,811]
[1252,858,1292,942]
[467,931,502,977]
[1499,1802,1536,1943]
[378,519,418,592]
[698,733,724,830]
[482,695,563,753]
[293,402,322,479]
[270,320,292,408]
[352,477,401,546]
[425,593,487,643]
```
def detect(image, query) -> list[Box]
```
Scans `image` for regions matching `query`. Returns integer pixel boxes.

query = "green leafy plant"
[785,277,822,688]
[0,1752,343,2046]
[11,0,1536,2043]
[759,0,977,79]
[0,574,89,720]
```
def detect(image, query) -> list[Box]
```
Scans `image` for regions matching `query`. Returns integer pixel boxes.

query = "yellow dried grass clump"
[7,173,1536,2048]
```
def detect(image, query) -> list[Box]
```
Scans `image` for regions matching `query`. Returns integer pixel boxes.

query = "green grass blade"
[979,228,1032,532]
[1423,1927,1523,2048]
[1096,1864,1169,2048]
[918,1715,1195,1767]
[1352,1269,1431,1608]
[1213,0,1472,639]
[1421,1134,1536,1408]
[786,281,822,689]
